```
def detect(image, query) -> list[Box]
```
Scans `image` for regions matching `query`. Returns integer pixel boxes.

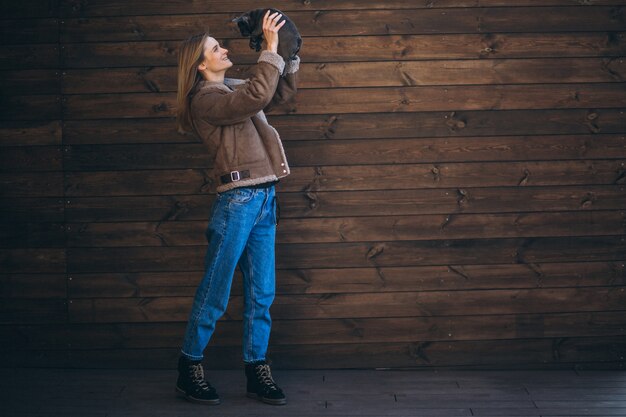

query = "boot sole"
[175,386,221,405]
[247,392,287,405]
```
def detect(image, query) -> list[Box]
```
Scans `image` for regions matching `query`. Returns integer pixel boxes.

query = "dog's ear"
[232,14,252,36]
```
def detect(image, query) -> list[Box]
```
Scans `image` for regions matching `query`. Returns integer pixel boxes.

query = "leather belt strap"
[220,170,250,184]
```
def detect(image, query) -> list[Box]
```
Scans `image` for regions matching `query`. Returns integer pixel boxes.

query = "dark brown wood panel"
[66,287,626,322]
[0,70,61,95]
[62,160,626,197]
[60,135,626,169]
[61,84,626,119]
[59,7,626,42]
[0,274,67,298]
[270,109,626,140]
[66,262,626,298]
[61,186,626,220]
[3,335,624,369]
[3,336,625,368]
[3,311,625,349]
[0,146,62,171]
[0,172,64,197]
[0,299,67,324]
[2,0,625,370]
[65,236,626,272]
[3,0,58,18]
[1,95,62,121]
[60,57,626,93]
[0,222,66,248]
[0,248,66,274]
[1,4,67,370]
[2,18,59,44]
[0,45,60,70]
[0,121,62,147]
[0,197,65,222]
[64,211,625,247]
[60,109,626,144]
[57,0,626,17]
[61,33,626,68]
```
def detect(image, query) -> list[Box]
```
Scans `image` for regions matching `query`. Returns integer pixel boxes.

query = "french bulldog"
[232,8,302,62]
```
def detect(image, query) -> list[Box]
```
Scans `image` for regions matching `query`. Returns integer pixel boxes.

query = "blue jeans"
[181,185,278,363]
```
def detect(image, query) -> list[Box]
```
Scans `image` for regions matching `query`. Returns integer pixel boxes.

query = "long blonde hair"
[176,32,209,134]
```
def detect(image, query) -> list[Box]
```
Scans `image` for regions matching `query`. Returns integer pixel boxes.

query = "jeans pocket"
[227,187,255,204]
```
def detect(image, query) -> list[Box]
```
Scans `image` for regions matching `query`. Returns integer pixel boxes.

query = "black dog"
[232,8,302,62]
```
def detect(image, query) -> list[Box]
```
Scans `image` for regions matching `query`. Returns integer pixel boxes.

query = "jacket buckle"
[230,171,241,182]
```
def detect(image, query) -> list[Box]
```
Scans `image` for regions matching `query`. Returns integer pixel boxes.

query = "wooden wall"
[1,0,626,370]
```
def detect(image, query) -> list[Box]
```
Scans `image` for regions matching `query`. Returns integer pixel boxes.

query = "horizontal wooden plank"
[0,121,62,147]
[64,211,626,248]
[60,109,626,144]
[4,342,625,370]
[62,185,626,221]
[66,261,626,298]
[294,83,626,114]
[61,135,626,169]
[286,56,626,89]
[62,83,626,119]
[276,236,626,269]
[66,235,626,272]
[3,339,624,370]
[270,109,626,141]
[62,160,626,197]
[0,95,62,120]
[0,298,67,324]
[0,197,64,222]
[284,160,626,190]
[57,0,626,17]
[3,311,625,348]
[0,172,64,197]
[286,135,626,165]
[3,0,58,18]
[0,146,62,171]
[61,33,626,68]
[61,57,626,93]
[0,248,66,273]
[0,70,61,95]
[0,222,65,248]
[67,286,626,322]
[2,18,59,44]
[0,44,60,69]
[59,7,626,43]
[0,274,67,298]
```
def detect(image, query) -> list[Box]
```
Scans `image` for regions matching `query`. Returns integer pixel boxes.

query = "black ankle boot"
[175,356,220,405]
[245,360,286,405]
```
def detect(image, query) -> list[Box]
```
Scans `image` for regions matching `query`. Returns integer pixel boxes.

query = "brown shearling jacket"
[189,50,299,193]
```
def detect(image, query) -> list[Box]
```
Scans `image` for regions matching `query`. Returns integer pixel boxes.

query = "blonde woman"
[174,11,299,406]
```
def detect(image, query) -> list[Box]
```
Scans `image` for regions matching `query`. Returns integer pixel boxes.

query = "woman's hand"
[262,10,286,54]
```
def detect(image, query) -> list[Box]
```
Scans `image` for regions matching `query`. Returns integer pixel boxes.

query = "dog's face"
[232,14,253,36]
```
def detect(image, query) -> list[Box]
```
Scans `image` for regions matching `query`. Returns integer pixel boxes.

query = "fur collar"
[196,77,247,93]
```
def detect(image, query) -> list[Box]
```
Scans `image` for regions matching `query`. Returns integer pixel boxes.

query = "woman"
[174,11,299,406]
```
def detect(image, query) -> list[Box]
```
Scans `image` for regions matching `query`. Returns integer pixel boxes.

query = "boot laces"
[190,363,210,391]
[255,364,278,391]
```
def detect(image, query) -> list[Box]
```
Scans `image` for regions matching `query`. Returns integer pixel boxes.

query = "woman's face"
[198,36,233,75]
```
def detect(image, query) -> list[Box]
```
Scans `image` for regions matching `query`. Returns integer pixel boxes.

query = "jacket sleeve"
[264,55,299,113]
[191,51,286,126]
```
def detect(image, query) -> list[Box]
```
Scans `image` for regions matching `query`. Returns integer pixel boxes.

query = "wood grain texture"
[60,33,626,68]
[2,1,625,369]
[58,8,626,42]
[2,311,625,348]
[59,57,626,93]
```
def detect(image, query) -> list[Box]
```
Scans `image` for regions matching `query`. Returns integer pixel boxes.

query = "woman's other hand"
[262,10,286,54]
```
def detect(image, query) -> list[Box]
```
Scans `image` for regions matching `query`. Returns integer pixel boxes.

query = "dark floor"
[1,368,625,416]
